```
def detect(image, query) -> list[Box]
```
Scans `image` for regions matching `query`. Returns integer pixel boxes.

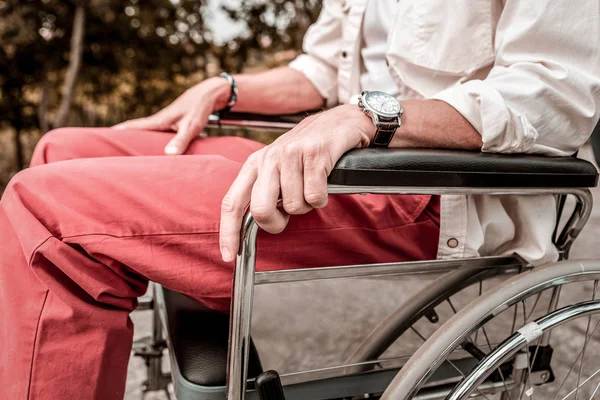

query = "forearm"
[387,100,482,150]
[349,99,483,150]
[213,67,325,115]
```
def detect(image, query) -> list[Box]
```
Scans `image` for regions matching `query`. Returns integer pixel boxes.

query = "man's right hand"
[113,77,231,155]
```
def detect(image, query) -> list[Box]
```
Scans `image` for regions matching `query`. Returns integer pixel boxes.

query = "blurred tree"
[0,0,211,168]
[220,0,320,72]
[0,0,320,171]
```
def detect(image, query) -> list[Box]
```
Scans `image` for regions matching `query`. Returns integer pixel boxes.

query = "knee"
[3,161,68,212]
[30,127,99,167]
[2,167,39,208]
[30,128,76,167]
[4,165,50,199]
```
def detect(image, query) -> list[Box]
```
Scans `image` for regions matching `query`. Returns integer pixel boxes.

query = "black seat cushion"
[328,148,598,188]
[162,288,263,387]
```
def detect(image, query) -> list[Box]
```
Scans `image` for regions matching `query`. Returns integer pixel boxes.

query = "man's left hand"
[219,104,375,262]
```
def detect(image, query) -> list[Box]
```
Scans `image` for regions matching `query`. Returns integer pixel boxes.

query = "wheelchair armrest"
[207,111,311,131]
[329,148,599,188]
[206,112,598,189]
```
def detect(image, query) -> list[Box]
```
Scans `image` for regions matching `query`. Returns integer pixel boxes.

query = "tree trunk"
[38,77,50,133]
[13,124,24,171]
[54,5,85,128]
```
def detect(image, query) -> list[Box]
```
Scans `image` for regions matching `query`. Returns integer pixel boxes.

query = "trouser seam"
[26,289,49,400]
[26,198,439,248]
[27,236,54,266]
[58,221,436,241]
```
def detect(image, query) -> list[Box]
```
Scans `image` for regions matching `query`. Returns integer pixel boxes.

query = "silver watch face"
[363,91,402,117]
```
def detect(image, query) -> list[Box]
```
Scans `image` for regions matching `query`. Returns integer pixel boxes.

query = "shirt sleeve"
[289,0,343,108]
[431,0,600,156]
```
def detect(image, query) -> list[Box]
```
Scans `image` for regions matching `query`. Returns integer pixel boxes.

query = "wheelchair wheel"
[380,260,600,400]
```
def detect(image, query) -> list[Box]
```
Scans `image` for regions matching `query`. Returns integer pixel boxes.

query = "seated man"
[1,1,599,399]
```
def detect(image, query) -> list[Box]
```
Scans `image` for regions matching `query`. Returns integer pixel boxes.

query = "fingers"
[219,156,260,262]
[218,110,337,262]
[112,109,178,131]
[303,152,329,209]
[250,157,289,234]
[280,148,312,215]
[165,105,212,155]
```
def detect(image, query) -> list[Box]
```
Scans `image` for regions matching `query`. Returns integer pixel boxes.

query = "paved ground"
[124,145,600,400]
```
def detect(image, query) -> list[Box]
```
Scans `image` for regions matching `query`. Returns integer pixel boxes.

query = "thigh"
[30,127,263,165]
[4,154,439,311]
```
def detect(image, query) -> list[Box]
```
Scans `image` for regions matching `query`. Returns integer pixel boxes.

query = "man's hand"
[113,77,231,155]
[219,104,375,262]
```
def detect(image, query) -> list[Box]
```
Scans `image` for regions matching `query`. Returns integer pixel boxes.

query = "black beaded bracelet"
[218,72,238,115]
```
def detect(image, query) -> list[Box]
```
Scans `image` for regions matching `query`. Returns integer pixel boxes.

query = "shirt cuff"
[289,54,338,108]
[431,81,539,154]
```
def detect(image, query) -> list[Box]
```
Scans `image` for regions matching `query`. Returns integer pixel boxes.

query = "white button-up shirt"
[290,0,600,265]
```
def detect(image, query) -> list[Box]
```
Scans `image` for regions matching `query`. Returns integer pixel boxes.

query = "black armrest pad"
[328,148,599,188]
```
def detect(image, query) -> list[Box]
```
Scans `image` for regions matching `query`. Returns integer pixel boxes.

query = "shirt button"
[342,51,348,58]
[447,238,459,248]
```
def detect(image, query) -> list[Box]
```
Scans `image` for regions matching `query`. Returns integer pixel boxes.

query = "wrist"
[341,104,376,148]
[207,76,233,110]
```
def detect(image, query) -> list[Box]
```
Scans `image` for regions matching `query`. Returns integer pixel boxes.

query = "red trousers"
[0,128,440,399]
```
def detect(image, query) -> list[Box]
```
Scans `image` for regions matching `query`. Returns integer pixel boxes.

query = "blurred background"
[0,0,321,192]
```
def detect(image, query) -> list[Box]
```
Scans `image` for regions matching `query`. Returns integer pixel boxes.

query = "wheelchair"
[133,111,600,400]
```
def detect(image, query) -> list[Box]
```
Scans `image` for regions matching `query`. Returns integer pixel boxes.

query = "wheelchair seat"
[157,287,263,399]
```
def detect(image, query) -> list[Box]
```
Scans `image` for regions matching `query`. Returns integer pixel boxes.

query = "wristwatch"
[358,91,403,147]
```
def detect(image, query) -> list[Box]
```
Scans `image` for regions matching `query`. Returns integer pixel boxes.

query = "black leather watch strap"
[370,117,399,147]
[371,127,396,147]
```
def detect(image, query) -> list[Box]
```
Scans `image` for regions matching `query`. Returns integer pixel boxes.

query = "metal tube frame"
[226,185,593,400]
[207,114,298,131]
[227,185,592,400]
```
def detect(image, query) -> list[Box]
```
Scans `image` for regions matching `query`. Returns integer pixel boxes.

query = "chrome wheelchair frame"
[135,112,600,400]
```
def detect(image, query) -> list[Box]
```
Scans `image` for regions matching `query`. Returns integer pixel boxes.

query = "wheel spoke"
[392,270,600,400]
[410,326,427,342]
[527,337,544,398]
[478,321,513,400]
[473,280,483,345]
[445,359,492,400]
[413,301,500,400]
[561,367,600,400]
[525,292,543,322]
[589,380,600,400]
[552,319,600,400]
[447,298,458,314]
[575,317,593,400]
[575,281,600,400]
[516,302,535,400]
[524,342,535,400]
[481,324,493,352]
